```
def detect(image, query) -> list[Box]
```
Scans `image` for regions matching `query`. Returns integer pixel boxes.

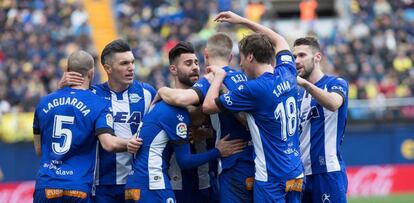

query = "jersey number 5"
[52,115,74,155]
[274,96,297,141]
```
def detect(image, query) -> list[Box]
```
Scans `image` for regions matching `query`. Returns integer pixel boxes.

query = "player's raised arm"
[202,66,226,114]
[158,87,199,107]
[214,11,290,54]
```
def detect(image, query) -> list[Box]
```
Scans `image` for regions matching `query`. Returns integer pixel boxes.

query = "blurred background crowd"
[0,0,413,119]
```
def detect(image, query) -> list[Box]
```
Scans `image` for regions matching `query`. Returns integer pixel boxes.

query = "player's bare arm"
[202,66,226,114]
[158,87,199,107]
[297,76,343,111]
[58,72,84,88]
[98,133,142,153]
[214,11,290,53]
[33,133,42,156]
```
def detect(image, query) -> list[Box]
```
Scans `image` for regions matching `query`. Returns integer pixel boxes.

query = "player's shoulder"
[130,80,156,94]
[90,82,110,95]
[326,75,348,86]
[150,101,189,122]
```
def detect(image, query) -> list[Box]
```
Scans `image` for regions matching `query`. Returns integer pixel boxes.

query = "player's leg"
[301,175,313,203]
[285,178,304,203]
[311,171,347,203]
[94,184,125,203]
[125,188,176,203]
[253,180,285,203]
[219,161,254,203]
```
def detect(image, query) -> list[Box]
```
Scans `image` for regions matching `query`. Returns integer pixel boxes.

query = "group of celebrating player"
[32,11,349,203]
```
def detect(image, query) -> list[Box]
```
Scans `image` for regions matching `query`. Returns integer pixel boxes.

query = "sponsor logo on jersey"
[281,55,293,62]
[113,111,141,124]
[176,122,187,138]
[129,93,142,103]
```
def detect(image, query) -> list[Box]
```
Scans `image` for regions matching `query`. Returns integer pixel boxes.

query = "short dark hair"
[293,37,321,52]
[101,39,131,65]
[238,33,275,64]
[168,41,195,64]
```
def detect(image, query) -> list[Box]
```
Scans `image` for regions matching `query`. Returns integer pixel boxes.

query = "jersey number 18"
[274,96,297,141]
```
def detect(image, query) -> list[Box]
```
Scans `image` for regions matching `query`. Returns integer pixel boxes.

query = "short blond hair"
[206,32,233,59]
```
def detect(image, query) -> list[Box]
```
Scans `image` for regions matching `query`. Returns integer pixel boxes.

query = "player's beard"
[301,58,315,80]
[177,70,198,87]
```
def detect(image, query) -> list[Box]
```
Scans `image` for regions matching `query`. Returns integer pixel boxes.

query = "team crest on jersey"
[176,122,187,138]
[106,113,113,127]
[129,93,142,103]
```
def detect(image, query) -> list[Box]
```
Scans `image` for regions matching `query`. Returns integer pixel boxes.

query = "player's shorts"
[33,188,91,203]
[302,170,348,203]
[254,178,304,203]
[125,188,175,203]
[174,187,217,203]
[219,160,254,203]
[93,184,125,203]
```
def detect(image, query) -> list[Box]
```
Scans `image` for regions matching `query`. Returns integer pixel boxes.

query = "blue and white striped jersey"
[91,80,156,185]
[126,101,190,190]
[33,87,114,193]
[215,51,303,182]
[298,75,348,175]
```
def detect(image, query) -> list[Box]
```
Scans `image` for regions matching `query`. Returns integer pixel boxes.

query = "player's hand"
[216,134,246,157]
[214,11,246,24]
[58,72,84,88]
[206,65,226,77]
[296,76,307,87]
[204,73,214,84]
[127,135,143,154]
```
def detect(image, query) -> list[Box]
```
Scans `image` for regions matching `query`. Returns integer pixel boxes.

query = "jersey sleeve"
[159,108,190,143]
[173,143,220,170]
[215,83,256,113]
[327,77,348,103]
[275,50,296,76]
[95,101,115,136]
[33,106,40,134]
[190,77,211,104]
[142,82,157,101]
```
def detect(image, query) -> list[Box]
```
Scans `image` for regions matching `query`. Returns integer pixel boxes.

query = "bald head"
[67,50,94,76]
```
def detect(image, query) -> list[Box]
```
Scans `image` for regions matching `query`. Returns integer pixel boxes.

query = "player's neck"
[207,58,229,68]
[255,64,274,78]
[308,67,324,84]
[174,79,190,89]
[70,80,90,90]
[107,79,129,92]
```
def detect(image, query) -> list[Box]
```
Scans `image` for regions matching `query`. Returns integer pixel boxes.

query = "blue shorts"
[33,188,91,203]
[302,170,348,203]
[125,188,175,203]
[93,184,125,203]
[219,160,254,203]
[254,178,303,203]
[174,187,217,203]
